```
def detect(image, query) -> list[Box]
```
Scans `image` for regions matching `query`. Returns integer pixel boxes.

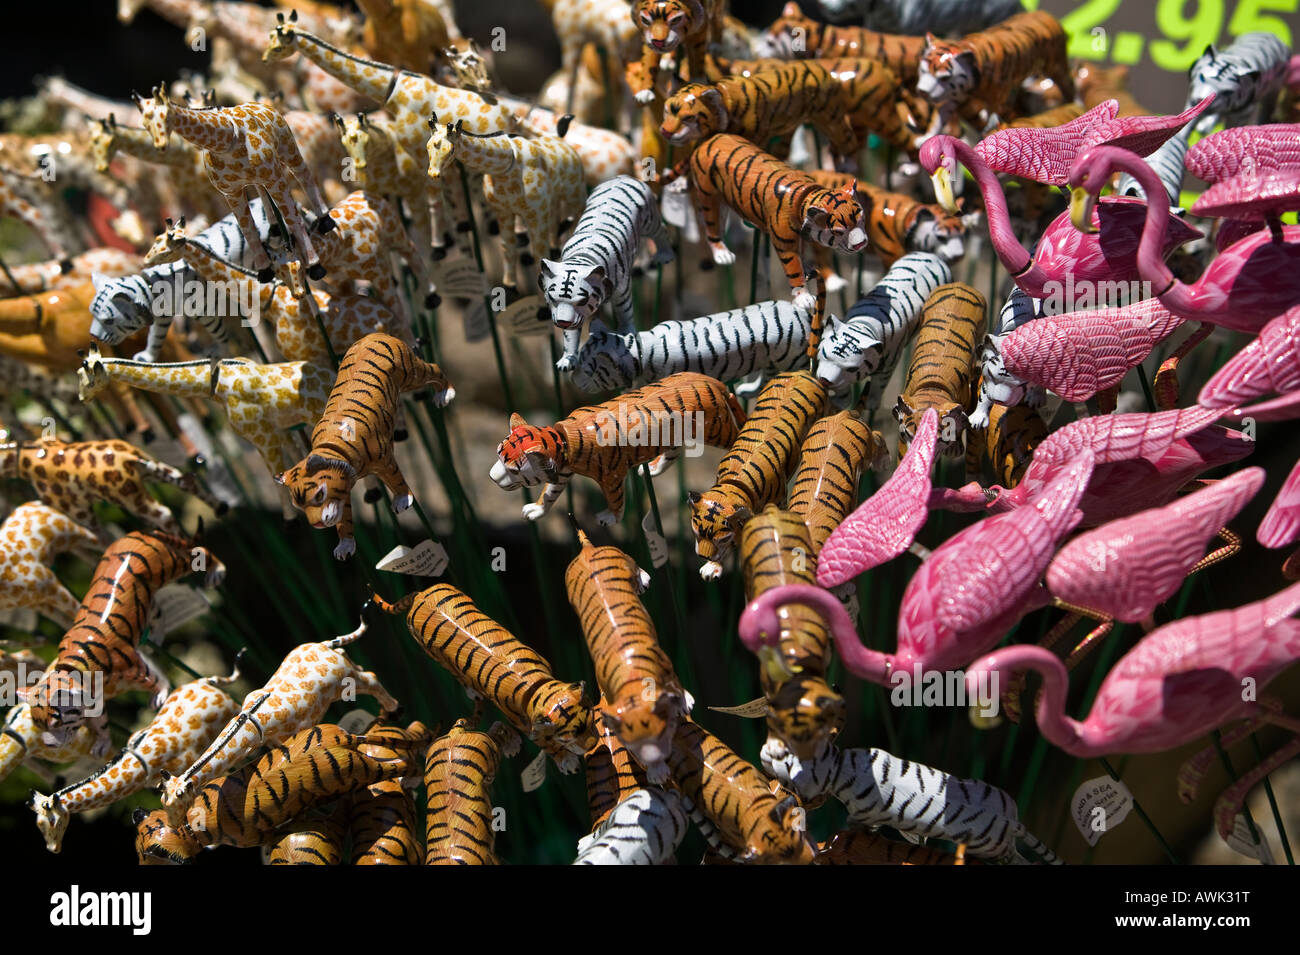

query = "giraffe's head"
[143,217,189,267]
[263,10,302,63]
[76,347,112,402]
[133,85,172,151]
[30,791,70,854]
[443,40,492,94]
[88,115,121,173]
[335,112,371,175]
[426,114,462,181]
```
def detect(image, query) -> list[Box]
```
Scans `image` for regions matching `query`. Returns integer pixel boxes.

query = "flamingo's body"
[1199,304,1300,409]
[1186,123,1300,183]
[1259,457,1300,550]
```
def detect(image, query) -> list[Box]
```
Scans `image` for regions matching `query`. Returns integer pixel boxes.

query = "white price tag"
[707,697,769,718]
[640,511,668,569]
[1071,775,1134,847]
[376,540,450,577]
[149,585,212,642]
[338,707,378,736]
[462,300,490,342]
[1224,813,1274,864]
[500,294,551,336]
[434,258,489,298]
[660,182,699,243]
[521,747,548,792]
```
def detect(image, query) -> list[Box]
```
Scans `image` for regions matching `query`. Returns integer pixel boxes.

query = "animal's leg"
[229,189,274,280]
[596,471,627,526]
[1153,322,1212,410]
[610,282,635,334]
[282,138,334,222]
[265,178,325,280]
[1190,526,1242,574]
[34,584,81,631]
[694,187,733,266]
[346,662,400,714]
[1213,734,1300,841]
[333,496,356,559]
[647,447,682,477]
[775,238,815,312]
[372,451,414,512]
[522,476,570,521]
[1177,702,1283,803]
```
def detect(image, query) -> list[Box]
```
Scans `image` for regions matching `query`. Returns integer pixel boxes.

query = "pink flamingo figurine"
[965,579,1300,839]
[816,408,938,587]
[740,452,1094,684]
[1259,457,1300,550]
[1186,123,1300,184]
[1069,144,1300,332]
[1045,467,1263,624]
[1198,304,1300,409]
[1217,389,1300,423]
[999,297,1183,403]
[921,136,1200,300]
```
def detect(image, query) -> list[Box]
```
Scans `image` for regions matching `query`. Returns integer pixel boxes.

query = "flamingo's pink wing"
[1193,168,1300,221]
[1198,305,1300,409]
[1224,389,1300,422]
[975,99,1119,186]
[1260,457,1300,549]
[1081,96,1214,159]
[816,409,938,587]
[1187,123,1300,183]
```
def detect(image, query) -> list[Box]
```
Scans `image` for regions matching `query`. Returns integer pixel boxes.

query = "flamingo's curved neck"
[988,646,1091,754]
[783,587,894,685]
[1099,152,1179,300]
[951,139,1032,276]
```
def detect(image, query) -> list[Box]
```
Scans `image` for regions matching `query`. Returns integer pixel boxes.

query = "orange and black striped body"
[374,585,595,772]
[740,507,844,761]
[661,62,859,163]
[667,719,815,864]
[1074,62,1151,117]
[565,532,686,783]
[895,283,983,458]
[275,333,452,552]
[628,0,725,101]
[28,530,220,731]
[347,720,429,865]
[967,402,1046,488]
[667,135,866,312]
[584,705,650,830]
[758,3,925,83]
[689,371,826,571]
[815,827,975,865]
[494,372,745,524]
[423,720,515,865]
[268,811,349,865]
[787,410,884,556]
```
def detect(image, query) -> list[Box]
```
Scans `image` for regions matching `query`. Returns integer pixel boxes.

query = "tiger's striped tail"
[807,266,831,365]
[1015,824,1064,865]
[658,157,692,188]
[129,456,229,517]
[371,591,417,618]
[326,620,368,649]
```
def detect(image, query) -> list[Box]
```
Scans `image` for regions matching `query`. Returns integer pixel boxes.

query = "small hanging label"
[1223,813,1274,864]
[1071,775,1134,847]
[435,258,489,298]
[660,183,699,242]
[150,585,212,642]
[462,300,490,342]
[707,697,769,718]
[338,708,378,736]
[377,540,449,577]
[640,511,668,569]
[521,748,548,792]
[501,294,550,336]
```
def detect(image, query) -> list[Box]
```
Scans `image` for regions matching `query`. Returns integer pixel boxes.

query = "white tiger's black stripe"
[1116,123,1194,206]
[970,287,1043,429]
[573,787,687,865]
[571,300,813,393]
[1187,32,1290,133]
[815,252,951,406]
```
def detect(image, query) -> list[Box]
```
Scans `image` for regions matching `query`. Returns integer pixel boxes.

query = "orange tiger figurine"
[267,812,349,865]
[275,333,454,560]
[490,371,745,526]
[565,530,690,783]
[22,530,224,746]
[689,371,827,579]
[583,705,651,831]
[660,62,860,168]
[815,827,975,865]
[423,719,519,865]
[373,585,596,773]
[895,283,984,459]
[756,3,926,84]
[966,402,1046,488]
[1074,62,1151,117]
[627,0,725,104]
[345,718,428,865]
[787,409,886,557]
[663,134,867,317]
[740,507,845,766]
[667,719,815,865]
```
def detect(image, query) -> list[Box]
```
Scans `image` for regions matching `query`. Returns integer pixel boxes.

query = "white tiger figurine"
[573,788,688,865]
[570,300,814,394]
[1188,33,1290,134]
[816,0,1023,34]
[814,252,951,408]
[89,198,278,362]
[540,175,675,372]
[969,287,1045,429]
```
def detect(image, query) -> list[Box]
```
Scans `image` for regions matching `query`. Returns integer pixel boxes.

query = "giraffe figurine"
[0,166,79,271]
[0,704,108,787]
[31,658,244,853]
[132,86,336,283]
[160,619,399,825]
[0,247,139,297]
[262,12,519,245]
[89,114,227,224]
[0,502,103,632]
[141,218,402,364]
[426,117,586,292]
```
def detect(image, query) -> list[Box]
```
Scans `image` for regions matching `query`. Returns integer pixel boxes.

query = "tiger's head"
[133,808,199,864]
[747,792,817,865]
[755,2,817,58]
[633,0,704,55]
[688,486,752,577]
[1188,43,1269,133]
[814,314,881,395]
[661,83,727,146]
[274,454,357,529]
[895,395,968,459]
[802,182,868,254]
[908,207,968,262]
[20,668,101,737]
[529,680,597,772]
[89,272,152,348]
[601,686,686,784]
[972,337,1028,429]
[571,319,639,393]
[766,675,846,763]
[489,414,565,491]
[917,35,977,105]
[538,258,611,330]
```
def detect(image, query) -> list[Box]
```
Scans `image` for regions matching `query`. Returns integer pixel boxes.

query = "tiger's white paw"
[556,752,581,775]
[710,244,736,266]
[596,509,619,526]
[393,493,413,513]
[793,289,817,313]
[824,272,848,293]
[555,352,576,372]
[699,560,723,580]
[635,89,655,105]
[333,537,356,560]
[432,387,455,407]
[131,350,161,363]
[522,502,547,521]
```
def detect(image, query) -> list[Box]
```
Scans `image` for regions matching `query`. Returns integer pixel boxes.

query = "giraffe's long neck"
[111,127,195,170]
[452,132,515,177]
[53,746,152,813]
[289,31,398,105]
[91,355,216,399]
[168,104,242,155]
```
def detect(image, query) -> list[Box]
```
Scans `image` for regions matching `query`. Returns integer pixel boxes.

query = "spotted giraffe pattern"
[133,89,334,281]
[0,703,107,786]
[280,109,349,200]
[500,96,638,186]
[31,663,243,853]
[0,166,78,267]
[427,122,586,290]
[550,0,643,97]
[0,439,224,539]
[160,621,399,824]
[0,248,139,297]
[0,502,102,631]
[89,115,227,224]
